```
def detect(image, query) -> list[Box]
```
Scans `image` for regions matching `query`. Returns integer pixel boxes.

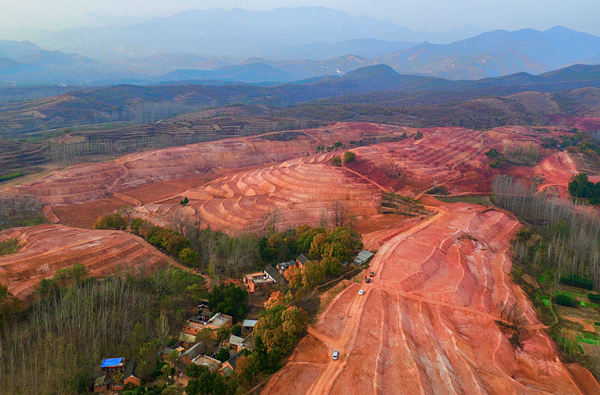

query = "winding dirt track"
[262,203,600,395]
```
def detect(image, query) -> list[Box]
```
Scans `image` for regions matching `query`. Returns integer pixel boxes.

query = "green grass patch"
[561,291,576,299]
[578,336,600,345]
[542,298,551,306]
[537,274,552,284]
[0,171,25,183]
[579,300,586,307]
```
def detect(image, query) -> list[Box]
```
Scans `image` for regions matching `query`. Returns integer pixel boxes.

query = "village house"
[182,312,232,336]
[276,260,296,274]
[296,253,309,269]
[228,334,255,352]
[93,376,113,393]
[192,355,222,372]
[218,352,242,377]
[124,359,141,387]
[180,342,207,366]
[244,271,276,293]
[101,358,126,374]
[241,319,258,336]
[227,334,244,351]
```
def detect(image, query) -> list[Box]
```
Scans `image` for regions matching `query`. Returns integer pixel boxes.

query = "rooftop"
[244,271,276,285]
[296,253,309,264]
[124,359,137,379]
[192,355,221,372]
[229,334,245,347]
[354,250,374,265]
[207,312,232,328]
[101,358,124,368]
[242,319,258,328]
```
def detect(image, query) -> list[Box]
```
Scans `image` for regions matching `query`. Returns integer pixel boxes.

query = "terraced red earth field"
[262,204,600,394]
[0,225,171,300]
[3,122,599,390]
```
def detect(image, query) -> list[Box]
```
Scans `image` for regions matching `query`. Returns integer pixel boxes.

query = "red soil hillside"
[135,154,392,233]
[0,225,171,300]
[8,123,403,205]
[262,204,600,395]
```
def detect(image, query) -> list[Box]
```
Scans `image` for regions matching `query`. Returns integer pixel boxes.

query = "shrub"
[180,197,189,206]
[560,274,594,290]
[485,148,501,158]
[414,131,423,140]
[329,156,342,167]
[343,151,356,163]
[554,294,576,307]
[231,324,242,337]
[93,214,127,230]
[588,293,600,303]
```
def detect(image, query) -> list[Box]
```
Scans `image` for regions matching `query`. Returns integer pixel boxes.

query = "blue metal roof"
[101,358,123,368]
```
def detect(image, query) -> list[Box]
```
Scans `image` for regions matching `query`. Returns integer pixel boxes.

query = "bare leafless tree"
[330,200,351,228]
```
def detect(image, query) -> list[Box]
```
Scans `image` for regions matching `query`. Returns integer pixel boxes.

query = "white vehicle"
[358,289,364,296]
[332,350,339,360]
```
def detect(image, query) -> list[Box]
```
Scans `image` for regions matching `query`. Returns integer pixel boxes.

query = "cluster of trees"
[0,194,45,230]
[493,175,600,290]
[568,173,600,204]
[329,156,342,166]
[94,213,128,230]
[0,267,205,395]
[315,141,345,154]
[284,226,363,290]
[208,283,248,321]
[185,365,237,395]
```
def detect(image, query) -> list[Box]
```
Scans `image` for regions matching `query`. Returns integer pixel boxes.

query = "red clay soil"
[8,122,403,205]
[0,224,171,300]
[262,203,600,395]
[534,151,578,197]
[51,195,127,228]
[128,126,547,234]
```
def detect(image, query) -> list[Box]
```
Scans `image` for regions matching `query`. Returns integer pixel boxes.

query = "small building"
[101,358,126,374]
[219,352,241,375]
[276,260,296,274]
[192,355,221,372]
[354,250,374,265]
[93,375,112,393]
[178,332,197,346]
[124,359,141,387]
[228,334,245,352]
[241,335,255,352]
[206,313,233,331]
[241,319,258,336]
[265,265,284,283]
[244,271,276,293]
[181,342,207,366]
[200,308,213,322]
[296,253,309,269]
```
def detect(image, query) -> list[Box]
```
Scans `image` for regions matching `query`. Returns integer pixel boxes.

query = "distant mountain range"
[32,8,487,61]
[1,11,600,85]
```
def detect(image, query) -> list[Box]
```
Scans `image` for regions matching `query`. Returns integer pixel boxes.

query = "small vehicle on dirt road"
[358,289,364,296]
[365,277,371,283]
[333,350,339,360]
[370,271,375,277]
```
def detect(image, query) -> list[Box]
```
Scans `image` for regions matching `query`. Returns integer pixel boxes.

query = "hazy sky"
[2,0,599,35]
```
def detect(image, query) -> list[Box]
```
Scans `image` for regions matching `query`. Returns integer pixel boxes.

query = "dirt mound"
[262,204,599,395]
[0,225,171,300]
